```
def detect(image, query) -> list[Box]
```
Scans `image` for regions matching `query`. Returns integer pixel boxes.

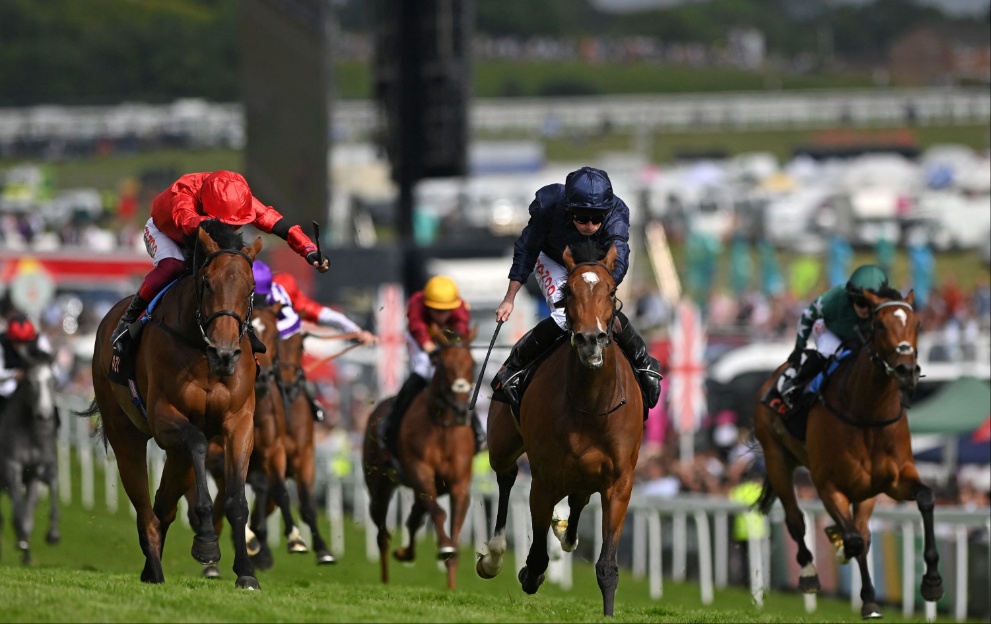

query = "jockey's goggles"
[571,213,605,225]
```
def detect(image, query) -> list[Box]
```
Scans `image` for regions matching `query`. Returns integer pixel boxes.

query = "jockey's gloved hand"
[787,348,803,368]
[306,250,327,267]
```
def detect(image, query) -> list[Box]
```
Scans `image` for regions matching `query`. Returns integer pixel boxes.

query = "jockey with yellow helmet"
[111,170,329,353]
[381,275,486,456]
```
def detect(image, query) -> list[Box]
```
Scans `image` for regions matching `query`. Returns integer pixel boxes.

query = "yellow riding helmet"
[423,276,462,310]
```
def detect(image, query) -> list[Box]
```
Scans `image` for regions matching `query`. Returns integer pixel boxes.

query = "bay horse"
[476,241,645,617]
[0,351,60,564]
[754,288,943,619]
[362,324,478,590]
[78,220,262,588]
[266,327,336,565]
[193,302,304,577]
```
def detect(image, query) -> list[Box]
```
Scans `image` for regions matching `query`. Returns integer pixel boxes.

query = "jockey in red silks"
[112,170,329,353]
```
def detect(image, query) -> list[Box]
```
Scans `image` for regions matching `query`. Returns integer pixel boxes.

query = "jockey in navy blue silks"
[490,166,662,412]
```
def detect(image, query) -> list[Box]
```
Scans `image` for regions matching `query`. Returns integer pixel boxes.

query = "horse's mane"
[183,219,245,268]
[568,238,609,266]
[873,285,904,302]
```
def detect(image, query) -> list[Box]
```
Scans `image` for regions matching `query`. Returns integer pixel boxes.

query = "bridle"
[821,299,918,429]
[193,245,255,348]
[428,345,473,427]
[559,260,628,416]
[865,300,919,379]
[557,261,622,346]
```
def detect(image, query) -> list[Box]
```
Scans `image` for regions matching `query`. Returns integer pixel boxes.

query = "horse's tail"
[74,399,108,451]
[754,474,777,515]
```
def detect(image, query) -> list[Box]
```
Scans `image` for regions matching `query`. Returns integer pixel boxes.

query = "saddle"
[493,335,568,423]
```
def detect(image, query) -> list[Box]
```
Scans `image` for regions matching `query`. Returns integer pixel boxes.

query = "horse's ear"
[603,243,617,273]
[905,289,915,308]
[244,236,263,262]
[864,290,882,308]
[198,227,220,255]
[562,246,575,271]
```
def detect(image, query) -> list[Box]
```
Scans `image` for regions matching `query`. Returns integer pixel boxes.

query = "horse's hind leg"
[818,482,862,562]
[367,478,397,584]
[476,460,518,579]
[852,499,882,619]
[103,417,163,583]
[294,458,334,564]
[444,479,471,590]
[757,428,819,592]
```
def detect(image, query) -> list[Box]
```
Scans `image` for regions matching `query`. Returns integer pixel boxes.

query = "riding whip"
[468,320,503,411]
[312,220,323,264]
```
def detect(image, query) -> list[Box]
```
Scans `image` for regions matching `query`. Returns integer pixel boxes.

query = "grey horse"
[0,352,61,564]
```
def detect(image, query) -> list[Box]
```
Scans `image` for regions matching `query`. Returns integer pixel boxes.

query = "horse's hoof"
[843,534,864,560]
[438,545,457,561]
[202,564,221,579]
[860,602,883,619]
[287,538,309,554]
[798,574,821,594]
[246,535,261,557]
[20,550,31,565]
[921,576,944,602]
[46,532,61,546]
[518,566,544,595]
[393,548,415,563]
[235,575,260,590]
[476,554,502,579]
[191,538,221,565]
[315,550,336,564]
[251,547,274,572]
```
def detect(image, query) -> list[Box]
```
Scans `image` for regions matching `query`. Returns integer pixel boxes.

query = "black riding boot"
[491,316,567,409]
[780,351,825,408]
[305,383,324,422]
[614,311,663,409]
[471,411,486,454]
[111,294,150,354]
[381,374,427,456]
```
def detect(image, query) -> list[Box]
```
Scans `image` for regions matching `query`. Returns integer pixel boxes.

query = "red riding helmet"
[200,170,255,226]
[6,316,37,343]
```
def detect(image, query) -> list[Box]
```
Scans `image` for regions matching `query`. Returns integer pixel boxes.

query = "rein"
[819,299,916,429]
[565,355,628,416]
[193,247,255,348]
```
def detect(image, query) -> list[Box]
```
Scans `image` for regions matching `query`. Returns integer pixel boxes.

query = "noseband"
[558,261,621,343]
[193,247,255,348]
[866,300,918,378]
[429,348,473,426]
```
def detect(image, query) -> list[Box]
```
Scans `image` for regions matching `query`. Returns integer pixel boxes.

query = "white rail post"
[594,498,603,563]
[471,496,488,553]
[955,525,969,622]
[802,510,817,614]
[748,529,764,608]
[364,484,378,562]
[512,501,530,574]
[632,511,647,580]
[647,510,663,599]
[694,510,714,605]
[57,405,72,505]
[328,478,344,555]
[672,512,687,582]
[902,520,916,619]
[78,414,94,510]
[714,511,728,588]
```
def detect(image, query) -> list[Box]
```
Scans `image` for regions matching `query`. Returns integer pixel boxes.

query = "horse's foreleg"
[596,478,635,617]
[852,499,882,619]
[886,467,944,602]
[43,466,60,545]
[222,413,259,589]
[817,483,861,563]
[476,460,518,580]
[3,462,28,551]
[765,449,818,592]
[294,454,333,564]
[160,422,218,565]
[395,497,429,562]
[555,493,588,553]
[519,477,553,596]
[443,481,471,590]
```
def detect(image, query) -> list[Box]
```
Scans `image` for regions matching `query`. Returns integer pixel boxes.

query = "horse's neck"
[565,344,625,413]
[840,349,902,420]
[166,276,202,339]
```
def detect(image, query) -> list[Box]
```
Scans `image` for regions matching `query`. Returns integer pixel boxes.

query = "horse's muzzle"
[572,331,607,368]
[894,361,919,394]
[207,346,242,377]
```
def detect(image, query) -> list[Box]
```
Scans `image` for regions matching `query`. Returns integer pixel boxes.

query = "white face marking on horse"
[582,271,599,296]
[596,317,606,334]
[893,309,907,327]
[251,317,267,333]
[451,378,473,394]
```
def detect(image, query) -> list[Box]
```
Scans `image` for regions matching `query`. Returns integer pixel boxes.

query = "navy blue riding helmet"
[564,166,616,213]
